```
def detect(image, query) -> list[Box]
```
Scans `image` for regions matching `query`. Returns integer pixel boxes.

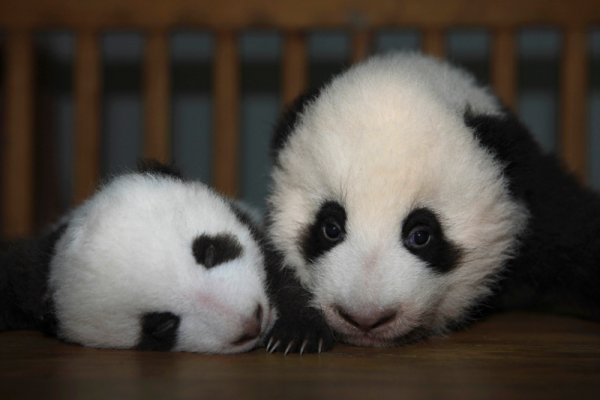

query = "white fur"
[268,52,528,345]
[50,173,275,353]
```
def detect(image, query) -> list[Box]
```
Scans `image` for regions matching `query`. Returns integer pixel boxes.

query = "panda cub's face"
[268,54,528,346]
[50,173,274,353]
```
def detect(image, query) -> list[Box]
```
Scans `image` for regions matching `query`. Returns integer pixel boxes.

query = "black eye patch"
[192,234,243,269]
[137,312,180,351]
[401,208,463,274]
[301,201,347,263]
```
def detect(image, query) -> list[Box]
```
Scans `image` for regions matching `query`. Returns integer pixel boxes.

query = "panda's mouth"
[231,332,261,347]
[229,304,276,352]
[338,325,432,347]
[322,304,428,347]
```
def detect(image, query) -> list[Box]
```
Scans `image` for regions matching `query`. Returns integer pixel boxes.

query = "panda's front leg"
[264,262,334,354]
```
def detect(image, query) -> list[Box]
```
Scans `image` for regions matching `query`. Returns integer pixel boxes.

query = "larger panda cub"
[265,52,600,352]
[0,162,275,353]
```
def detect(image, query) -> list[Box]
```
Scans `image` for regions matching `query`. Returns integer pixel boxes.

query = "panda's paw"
[264,315,334,355]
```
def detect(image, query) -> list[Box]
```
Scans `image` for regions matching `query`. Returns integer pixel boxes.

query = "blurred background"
[27,31,600,204]
[1,1,600,237]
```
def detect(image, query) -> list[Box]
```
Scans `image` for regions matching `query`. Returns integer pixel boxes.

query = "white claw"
[266,337,273,352]
[269,340,281,353]
[284,341,294,356]
[318,338,323,354]
[299,339,308,356]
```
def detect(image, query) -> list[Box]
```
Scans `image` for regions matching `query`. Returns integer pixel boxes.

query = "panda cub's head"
[50,165,274,353]
[268,53,528,346]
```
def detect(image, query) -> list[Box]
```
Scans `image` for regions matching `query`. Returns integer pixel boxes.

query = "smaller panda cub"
[1,161,275,353]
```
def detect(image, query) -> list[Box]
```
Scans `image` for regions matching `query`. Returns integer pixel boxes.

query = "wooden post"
[491,28,517,109]
[2,31,34,238]
[351,30,372,63]
[73,31,102,204]
[144,30,171,163]
[560,27,588,181]
[213,31,240,197]
[422,29,446,58]
[282,31,308,106]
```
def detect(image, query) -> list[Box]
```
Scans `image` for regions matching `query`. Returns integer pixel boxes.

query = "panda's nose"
[231,304,263,346]
[335,305,397,332]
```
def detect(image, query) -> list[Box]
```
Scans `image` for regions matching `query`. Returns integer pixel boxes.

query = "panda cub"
[0,161,274,353]
[264,52,600,353]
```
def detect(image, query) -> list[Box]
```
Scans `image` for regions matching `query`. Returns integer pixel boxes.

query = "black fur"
[263,243,334,353]
[465,110,600,321]
[137,312,181,351]
[228,203,334,353]
[192,234,243,269]
[301,201,347,263]
[226,203,331,353]
[0,224,67,333]
[401,208,463,274]
[228,202,263,244]
[265,88,341,354]
[0,241,12,253]
[271,88,321,161]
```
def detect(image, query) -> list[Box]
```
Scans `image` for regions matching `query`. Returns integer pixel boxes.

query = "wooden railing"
[1,0,600,238]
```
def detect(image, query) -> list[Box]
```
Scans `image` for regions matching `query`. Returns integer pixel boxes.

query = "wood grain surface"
[1,312,599,399]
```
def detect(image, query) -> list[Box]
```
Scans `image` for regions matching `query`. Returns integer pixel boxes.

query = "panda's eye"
[401,207,463,274]
[321,218,343,242]
[301,201,347,262]
[405,226,432,249]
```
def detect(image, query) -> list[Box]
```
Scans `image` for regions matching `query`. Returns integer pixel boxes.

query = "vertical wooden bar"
[144,30,171,163]
[491,29,517,109]
[351,30,372,63]
[422,29,446,58]
[560,27,588,181]
[282,32,308,106]
[74,31,101,204]
[2,31,34,238]
[213,31,239,197]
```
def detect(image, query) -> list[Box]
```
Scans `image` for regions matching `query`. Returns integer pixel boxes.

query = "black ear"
[464,108,541,167]
[464,108,543,200]
[271,88,321,160]
[137,312,180,351]
[192,234,243,269]
[137,159,183,179]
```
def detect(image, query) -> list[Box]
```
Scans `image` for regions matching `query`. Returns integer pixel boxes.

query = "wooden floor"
[1,312,599,400]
